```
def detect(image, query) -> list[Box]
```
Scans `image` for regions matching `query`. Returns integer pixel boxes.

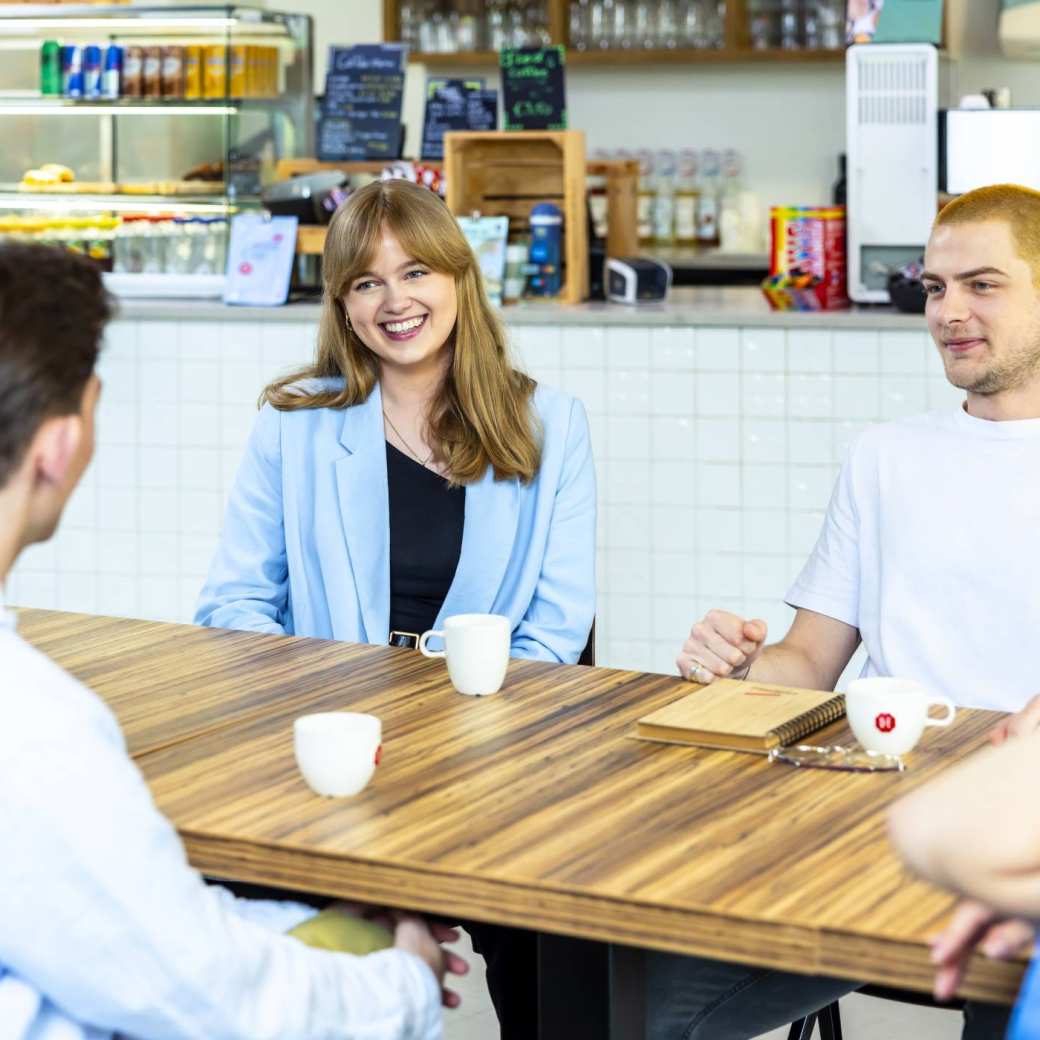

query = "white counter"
[114,286,928,331]
[10,291,953,676]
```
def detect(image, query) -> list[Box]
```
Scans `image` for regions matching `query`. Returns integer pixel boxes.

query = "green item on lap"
[288,909,394,955]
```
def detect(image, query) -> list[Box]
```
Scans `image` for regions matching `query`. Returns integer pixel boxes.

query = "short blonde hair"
[935,184,1040,281]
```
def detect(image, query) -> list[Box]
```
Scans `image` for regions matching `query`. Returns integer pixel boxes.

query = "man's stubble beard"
[947,331,1040,396]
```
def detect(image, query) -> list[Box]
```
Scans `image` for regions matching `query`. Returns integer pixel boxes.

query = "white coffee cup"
[419,613,511,696]
[293,712,382,797]
[846,677,956,756]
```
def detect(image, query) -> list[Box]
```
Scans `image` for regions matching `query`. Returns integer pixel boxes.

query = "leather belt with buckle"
[389,630,419,650]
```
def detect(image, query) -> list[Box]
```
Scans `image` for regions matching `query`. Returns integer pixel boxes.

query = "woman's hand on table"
[929,900,1034,1002]
[393,913,470,1008]
[678,610,767,684]
[989,692,1040,746]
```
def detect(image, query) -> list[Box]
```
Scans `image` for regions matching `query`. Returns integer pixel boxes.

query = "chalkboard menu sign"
[318,44,406,161]
[420,78,499,161]
[500,46,566,132]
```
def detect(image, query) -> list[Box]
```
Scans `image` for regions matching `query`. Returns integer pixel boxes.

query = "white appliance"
[945,109,1040,194]
[846,44,938,303]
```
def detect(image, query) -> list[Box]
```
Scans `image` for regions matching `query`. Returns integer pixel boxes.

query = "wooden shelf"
[385,0,846,67]
[406,46,845,67]
[566,46,845,65]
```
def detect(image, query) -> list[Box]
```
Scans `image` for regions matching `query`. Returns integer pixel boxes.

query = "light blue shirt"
[196,381,596,662]
[0,606,442,1040]
[1010,956,1040,1039]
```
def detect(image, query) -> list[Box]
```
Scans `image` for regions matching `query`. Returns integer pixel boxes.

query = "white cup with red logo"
[293,712,382,797]
[845,677,956,756]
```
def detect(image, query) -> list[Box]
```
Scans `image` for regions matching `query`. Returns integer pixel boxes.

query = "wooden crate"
[275,145,627,294]
[444,130,588,304]
[587,156,639,259]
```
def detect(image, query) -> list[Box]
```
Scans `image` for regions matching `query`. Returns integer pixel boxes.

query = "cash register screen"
[946,110,1040,194]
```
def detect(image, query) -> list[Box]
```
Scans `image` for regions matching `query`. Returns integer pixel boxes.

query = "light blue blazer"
[195,380,596,663]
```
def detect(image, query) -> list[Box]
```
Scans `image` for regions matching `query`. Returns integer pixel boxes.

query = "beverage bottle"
[634,0,656,47]
[528,202,563,296]
[779,0,801,49]
[653,149,677,245]
[718,149,744,252]
[613,0,632,48]
[832,152,847,206]
[570,0,590,50]
[587,148,610,240]
[747,0,774,49]
[696,148,721,246]
[656,0,680,47]
[40,41,62,96]
[674,149,700,245]
[591,0,613,47]
[636,149,655,245]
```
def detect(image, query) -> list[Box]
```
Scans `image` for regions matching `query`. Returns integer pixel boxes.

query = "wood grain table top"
[17,608,1026,1004]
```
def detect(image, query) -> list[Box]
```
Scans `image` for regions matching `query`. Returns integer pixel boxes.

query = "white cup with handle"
[846,677,956,756]
[293,712,382,797]
[419,613,511,696]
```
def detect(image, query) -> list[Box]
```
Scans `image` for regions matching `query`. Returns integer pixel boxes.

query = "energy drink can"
[62,45,84,98]
[40,40,62,96]
[102,44,122,99]
[83,45,102,98]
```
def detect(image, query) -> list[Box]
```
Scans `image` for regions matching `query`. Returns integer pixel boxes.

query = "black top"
[387,442,465,637]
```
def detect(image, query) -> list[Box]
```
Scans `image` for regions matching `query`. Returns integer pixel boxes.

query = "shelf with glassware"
[0,5,314,296]
[383,0,847,64]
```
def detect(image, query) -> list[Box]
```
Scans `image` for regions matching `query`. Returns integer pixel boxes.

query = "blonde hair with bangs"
[935,183,1040,282]
[263,179,540,485]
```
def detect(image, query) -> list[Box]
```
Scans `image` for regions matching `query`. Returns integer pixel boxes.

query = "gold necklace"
[382,410,434,467]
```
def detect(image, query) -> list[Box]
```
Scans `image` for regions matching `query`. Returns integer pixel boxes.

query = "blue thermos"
[528,202,562,296]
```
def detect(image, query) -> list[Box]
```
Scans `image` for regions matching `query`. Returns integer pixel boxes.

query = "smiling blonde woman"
[196,178,595,664]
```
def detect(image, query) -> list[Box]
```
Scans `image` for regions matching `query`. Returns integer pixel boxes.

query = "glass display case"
[0,4,313,295]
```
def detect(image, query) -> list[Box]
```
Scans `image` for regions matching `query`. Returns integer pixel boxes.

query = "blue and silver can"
[102,44,122,99]
[62,45,84,97]
[84,45,102,98]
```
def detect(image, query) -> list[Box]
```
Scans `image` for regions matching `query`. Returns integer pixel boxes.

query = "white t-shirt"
[0,606,441,1040]
[786,407,1040,712]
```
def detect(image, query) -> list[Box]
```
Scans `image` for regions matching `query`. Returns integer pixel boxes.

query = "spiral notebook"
[635,678,846,754]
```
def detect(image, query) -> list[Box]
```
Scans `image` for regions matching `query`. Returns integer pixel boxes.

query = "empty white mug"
[419,613,511,696]
[846,677,956,756]
[293,712,382,797]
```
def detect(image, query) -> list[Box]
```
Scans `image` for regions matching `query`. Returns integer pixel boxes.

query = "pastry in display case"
[0,4,313,297]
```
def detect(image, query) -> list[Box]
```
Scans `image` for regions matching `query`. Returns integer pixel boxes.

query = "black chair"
[787,985,966,1039]
[578,619,596,667]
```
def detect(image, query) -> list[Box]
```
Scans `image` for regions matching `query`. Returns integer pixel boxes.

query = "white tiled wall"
[8,316,962,676]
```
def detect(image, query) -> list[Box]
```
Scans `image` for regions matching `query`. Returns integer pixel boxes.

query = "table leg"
[537,934,646,1040]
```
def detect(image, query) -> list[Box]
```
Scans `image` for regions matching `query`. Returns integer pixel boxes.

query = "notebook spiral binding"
[773,694,847,747]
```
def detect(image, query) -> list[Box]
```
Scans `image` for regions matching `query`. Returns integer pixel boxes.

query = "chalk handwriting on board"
[500,46,566,131]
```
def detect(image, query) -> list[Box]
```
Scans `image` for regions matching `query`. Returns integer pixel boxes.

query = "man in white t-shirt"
[0,241,466,1040]
[650,185,1040,1038]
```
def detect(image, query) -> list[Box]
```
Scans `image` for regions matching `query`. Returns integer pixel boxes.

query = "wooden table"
[19,608,1027,1012]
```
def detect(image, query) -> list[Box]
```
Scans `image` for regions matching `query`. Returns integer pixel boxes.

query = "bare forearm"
[747,641,844,692]
[890,732,1040,918]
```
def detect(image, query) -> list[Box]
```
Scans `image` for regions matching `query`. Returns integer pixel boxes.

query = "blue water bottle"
[528,202,562,296]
